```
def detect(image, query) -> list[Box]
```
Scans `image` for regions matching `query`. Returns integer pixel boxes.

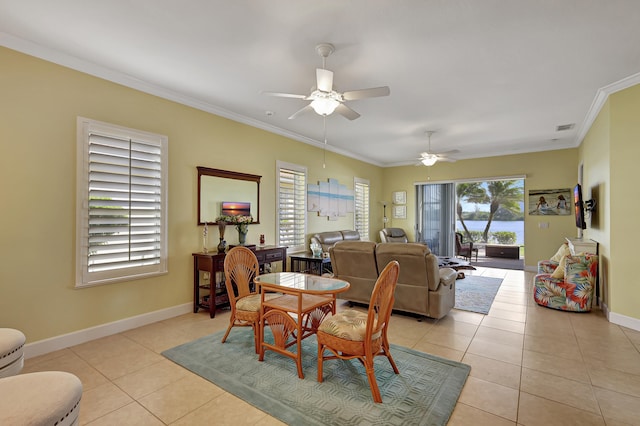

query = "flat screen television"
[221,201,251,217]
[574,184,586,229]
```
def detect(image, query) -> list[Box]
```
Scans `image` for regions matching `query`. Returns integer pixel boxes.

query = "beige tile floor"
[23,267,640,425]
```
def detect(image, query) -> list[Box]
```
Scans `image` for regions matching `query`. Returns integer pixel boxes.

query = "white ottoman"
[0,371,83,426]
[0,328,26,378]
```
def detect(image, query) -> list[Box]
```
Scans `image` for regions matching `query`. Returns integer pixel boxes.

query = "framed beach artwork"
[528,188,571,215]
[307,178,354,221]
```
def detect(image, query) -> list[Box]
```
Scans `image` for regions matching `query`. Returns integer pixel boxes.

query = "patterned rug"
[162,328,470,426]
[454,275,504,314]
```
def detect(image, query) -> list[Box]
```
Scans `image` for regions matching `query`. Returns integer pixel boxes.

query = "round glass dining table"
[254,272,350,379]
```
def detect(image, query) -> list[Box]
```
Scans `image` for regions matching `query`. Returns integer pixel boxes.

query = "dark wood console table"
[192,245,287,318]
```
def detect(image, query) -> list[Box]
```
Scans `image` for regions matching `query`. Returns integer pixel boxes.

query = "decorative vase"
[202,223,209,253]
[217,238,226,253]
[238,228,248,245]
[217,222,226,239]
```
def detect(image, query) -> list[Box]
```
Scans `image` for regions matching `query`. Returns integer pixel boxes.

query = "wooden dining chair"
[316,260,400,403]
[221,246,279,353]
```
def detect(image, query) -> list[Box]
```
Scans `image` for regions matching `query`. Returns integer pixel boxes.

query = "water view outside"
[456,220,524,245]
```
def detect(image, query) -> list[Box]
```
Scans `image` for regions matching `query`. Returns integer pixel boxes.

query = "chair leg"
[382,341,400,374]
[364,359,382,403]
[252,322,259,354]
[221,320,234,344]
[317,344,325,383]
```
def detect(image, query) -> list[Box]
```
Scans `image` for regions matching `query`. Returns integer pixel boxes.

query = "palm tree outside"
[482,180,523,242]
[456,183,488,241]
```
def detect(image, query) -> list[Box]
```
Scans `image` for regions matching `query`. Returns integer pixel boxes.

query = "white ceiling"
[2,1,640,167]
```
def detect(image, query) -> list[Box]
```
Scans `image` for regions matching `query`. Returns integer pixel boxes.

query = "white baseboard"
[607,307,640,332]
[24,303,193,359]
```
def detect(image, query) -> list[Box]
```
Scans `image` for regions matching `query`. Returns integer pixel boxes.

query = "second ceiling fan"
[417,131,459,166]
[262,43,390,120]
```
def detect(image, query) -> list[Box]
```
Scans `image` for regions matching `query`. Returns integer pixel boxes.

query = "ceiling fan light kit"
[310,97,340,116]
[262,42,390,121]
[420,154,438,166]
[417,130,459,166]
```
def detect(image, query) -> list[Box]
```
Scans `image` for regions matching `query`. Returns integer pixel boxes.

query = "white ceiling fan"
[417,131,459,166]
[261,43,390,120]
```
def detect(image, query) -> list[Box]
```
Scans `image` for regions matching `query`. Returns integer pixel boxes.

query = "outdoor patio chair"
[455,232,478,261]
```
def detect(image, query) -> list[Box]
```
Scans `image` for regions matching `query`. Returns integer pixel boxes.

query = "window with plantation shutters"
[354,178,370,240]
[76,117,168,288]
[277,161,307,253]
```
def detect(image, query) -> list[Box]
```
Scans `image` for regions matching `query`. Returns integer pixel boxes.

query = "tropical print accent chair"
[533,254,598,312]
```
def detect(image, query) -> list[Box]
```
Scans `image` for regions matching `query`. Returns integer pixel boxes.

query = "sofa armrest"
[438,267,457,288]
[537,260,558,274]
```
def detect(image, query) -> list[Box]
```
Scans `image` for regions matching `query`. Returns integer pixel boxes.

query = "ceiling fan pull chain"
[323,116,327,169]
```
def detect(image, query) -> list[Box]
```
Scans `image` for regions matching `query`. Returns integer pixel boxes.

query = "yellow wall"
[381,150,580,269]
[608,85,640,318]
[579,100,611,306]
[0,47,382,342]
[579,82,640,322]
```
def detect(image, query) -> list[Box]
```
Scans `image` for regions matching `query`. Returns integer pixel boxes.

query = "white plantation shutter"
[277,161,306,252]
[77,118,168,287]
[354,178,370,240]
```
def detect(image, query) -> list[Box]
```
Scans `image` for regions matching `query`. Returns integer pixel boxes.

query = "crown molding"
[0,32,383,167]
[576,71,640,145]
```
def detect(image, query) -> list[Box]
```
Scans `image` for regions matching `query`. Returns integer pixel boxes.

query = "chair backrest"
[455,232,472,254]
[455,232,463,249]
[330,241,379,280]
[379,228,409,243]
[223,246,259,302]
[311,230,361,253]
[366,260,400,342]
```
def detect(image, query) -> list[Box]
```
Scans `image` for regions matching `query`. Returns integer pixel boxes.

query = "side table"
[289,252,332,276]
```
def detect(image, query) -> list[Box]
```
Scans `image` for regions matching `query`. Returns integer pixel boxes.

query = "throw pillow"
[551,255,569,279]
[550,243,571,263]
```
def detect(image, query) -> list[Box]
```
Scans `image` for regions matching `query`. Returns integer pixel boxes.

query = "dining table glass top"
[255,272,349,293]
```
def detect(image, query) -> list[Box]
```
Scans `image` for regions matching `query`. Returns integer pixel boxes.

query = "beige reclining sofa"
[330,241,457,319]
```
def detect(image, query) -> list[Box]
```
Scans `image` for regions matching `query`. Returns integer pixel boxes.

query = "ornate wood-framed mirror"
[197,166,261,225]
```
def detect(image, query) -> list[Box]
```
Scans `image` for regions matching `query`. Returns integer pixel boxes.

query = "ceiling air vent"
[556,123,575,131]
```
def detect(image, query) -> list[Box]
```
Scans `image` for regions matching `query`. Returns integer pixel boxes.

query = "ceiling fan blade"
[438,157,457,163]
[260,91,307,99]
[288,104,313,120]
[316,69,333,92]
[335,103,361,120]
[342,86,390,101]
[433,149,460,156]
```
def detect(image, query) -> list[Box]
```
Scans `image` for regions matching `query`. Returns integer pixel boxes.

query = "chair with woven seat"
[221,246,280,353]
[317,260,400,403]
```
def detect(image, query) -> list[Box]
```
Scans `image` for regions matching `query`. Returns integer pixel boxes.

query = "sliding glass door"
[415,183,456,256]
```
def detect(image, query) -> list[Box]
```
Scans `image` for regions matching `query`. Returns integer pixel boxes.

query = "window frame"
[76,117,168,288]
[276,161,307,253]
[354,177,370,241]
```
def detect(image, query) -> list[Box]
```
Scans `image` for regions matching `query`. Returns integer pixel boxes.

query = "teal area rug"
[162,328,470,426]
[455,275,503,314]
